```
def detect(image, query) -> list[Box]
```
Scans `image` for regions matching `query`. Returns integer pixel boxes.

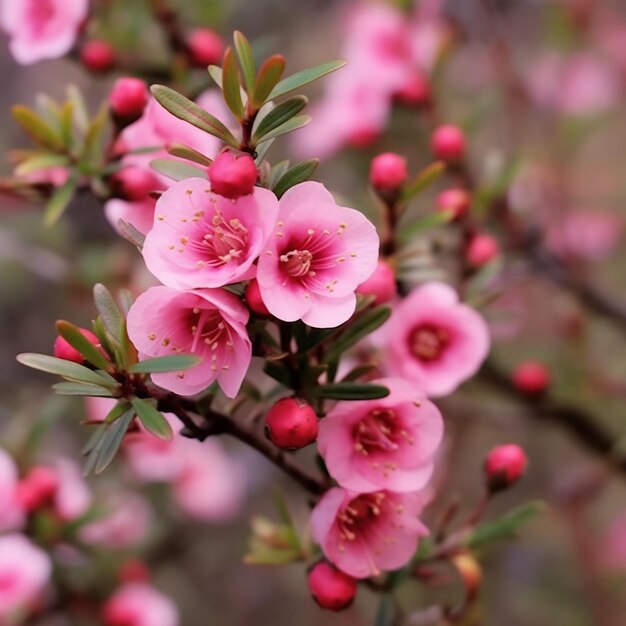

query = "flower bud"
[466,233,499,267]
[436,188,471,220]
[484,444,528,491]
[369,152,408,192]
[109,77,149,127]
[356,259,397,305]
[54,328,100,363]
[118,559,150,584]
[394,73,431,107]
[512,361,550,394]
[431,124,466,162]
[80,40,115,73]
[307,561,357,611]
[110,166,160,202]
[245,279,270,316]
[264,398,318,450]
[16,466,59,513]
[186,28,225,67]
[208,151,258,199]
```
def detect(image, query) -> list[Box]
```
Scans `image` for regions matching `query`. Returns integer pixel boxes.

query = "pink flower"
[126,286,251,397]
[105,198,158,237]
[0,534,51,622]
[0,448,24,531]
[256,182,379,328]
[318,378,443,493]
[53,457,92,521]
[103,583,178,626]
[141,179,278,289]
[0,0,88,65]
[380,282,490,397]
[310,488,428,578]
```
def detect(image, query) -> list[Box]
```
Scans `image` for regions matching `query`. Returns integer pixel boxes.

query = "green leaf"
[252,55,286,107]
[80,103,109,166]
[58,101,74,149]
[222,47,246,121]
[340,362,378,382]
[43,176,77,227]
[375,594,395,626]
[81,422,108,456]
[55,320,112,371]
[16,353,115,387]
[93,284,125,341]
[14,154,69,177]
[323,306,392,363]
[151,85,239,147]
[254,137,275,164]
[117,219,146,251]
[252,96,308,143]
[311,383,390,401]
[52,382,115,397]
[234,31,256,94]
[268,60,347,100]
[166,143,213,166]
[150,158,208,182]
[127,354,202,374]
[12,105,63,150]
[398,211,454,245]
[94,409,134,474]
[464,501,545,549]
[263,361,294,387]
[66,85,89,132]
[256,115,311,144]
[401,161,446,202]
[130,397,173,440]
[273,158,319,199]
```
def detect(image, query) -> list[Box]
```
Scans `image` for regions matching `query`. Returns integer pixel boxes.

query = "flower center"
[200,210,248,266]
[280,249,314,278]
[188,308,227,353]
[337,492,387,542]
[409,324,449,362]
[353,408,414,458]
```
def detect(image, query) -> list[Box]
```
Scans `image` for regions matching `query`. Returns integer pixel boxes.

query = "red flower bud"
[264,398,319,450]
[109,77,149,126]
[512,361,550,394]
[484,444,528,491]
[118,559,150,584]
[186,28,225,67]
[54,328,100,363]
[436,188,471,220]
[245,279,270,316]
[394,73,431,107]
[356,259,397,305]
[16,466,59,513]
[466,233,499,267]
[431,124,466,162]
[80,40,115,73]
[307,561,357,611]
[208,151,258,199]
[369,152,408,191]
[111,166,160,202]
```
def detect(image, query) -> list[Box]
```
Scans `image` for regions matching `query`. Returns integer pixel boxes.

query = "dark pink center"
[408,324,449,362]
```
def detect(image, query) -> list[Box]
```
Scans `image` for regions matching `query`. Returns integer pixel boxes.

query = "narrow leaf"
[52,382,115,397]
[66,85,89,131]
[55,320,111,371]
[222,47,246,121]
[94,409,134,474]
[151,85,238,147]
[12,105,63,150]
[234,31,256,94]
[117,219,146,251]
[15,154,69,177]
[374,595,395,626]
[311,383,390,401]
[268,60,347,100]
[401,161,446,201]
[340,362,378,382]
[93,284,124,341]
[130,397,173,440]
[16,353,114,387]
[43,176,77,227]
[150,158,208,181]
[252,55,286,107]
[253,96,307,142]
[255,115,311,144]
[273,159,319,199]
[127,354,202,374]
[166,143,213,166]
[81,422,108,456]
[398,211,454,245]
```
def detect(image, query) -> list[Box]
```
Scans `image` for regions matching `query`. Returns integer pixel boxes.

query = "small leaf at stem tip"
[252,96,308,143]
[311,383,390,401]
[234,31,256,95]
[268,60,347,101]
[43,176,77,227]
[401,161,446,202]
[16,353,116,387]
[150,158,208,182]
[93,283,125,341]
[127,354,202,374]
[222,47,246,121]
[55,320,112,371]
[252,55,286,108]
[14,153,69,177]
[11,105,64,150]
[94,409,134,474]
[273,158,319,199]
[166,143,213,166]
[254,115,311,145]
[130,397,173,441]
[150,85,239,147]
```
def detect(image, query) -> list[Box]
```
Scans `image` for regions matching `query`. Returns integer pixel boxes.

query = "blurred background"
[1,1,626,625]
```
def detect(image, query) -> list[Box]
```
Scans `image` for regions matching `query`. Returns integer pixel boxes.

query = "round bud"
[307,561,357,611]
[394,73,431,107]
[245,279,270,316]
[109,77,149,126]
[186,28,225,67]
[208,151,258,199]
[512,361,550,394]
[80,40,115,73]
[348,128,379,149]
[356,259,397,305]
[110,166,160,201]
[369,152,408,192]
[466,233,499,267]
[431,124,466,162]
[436,188,471,220]
[484,444,528,491]
[54,328,101,363]
[16,466,59,513]
[118,559,150,584]
[264,398,319,450]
